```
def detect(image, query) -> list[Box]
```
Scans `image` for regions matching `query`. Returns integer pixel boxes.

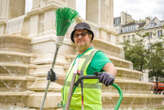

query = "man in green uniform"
[48,22,117,110]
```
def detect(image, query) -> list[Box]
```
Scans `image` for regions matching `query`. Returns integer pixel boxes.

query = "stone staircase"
[0,35,36,110]
[0,34,164,110]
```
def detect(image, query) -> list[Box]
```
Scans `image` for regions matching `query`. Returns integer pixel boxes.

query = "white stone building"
[114,12,164,46]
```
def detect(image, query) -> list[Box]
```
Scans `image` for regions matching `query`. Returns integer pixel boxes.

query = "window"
[114,18,121,25]
[157,30,162,37]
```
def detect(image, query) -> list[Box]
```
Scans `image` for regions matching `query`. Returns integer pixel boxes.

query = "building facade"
[114,12,164,83]
[114,12,164,46]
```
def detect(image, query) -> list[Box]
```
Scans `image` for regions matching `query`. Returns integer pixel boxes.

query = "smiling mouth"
[76,42,85,46]
[77,40,83,43]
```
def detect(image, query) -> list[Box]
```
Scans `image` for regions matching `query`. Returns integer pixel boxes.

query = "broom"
[40,7,78,110]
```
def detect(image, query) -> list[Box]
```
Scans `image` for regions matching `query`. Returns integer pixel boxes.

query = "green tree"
[122,32,164,79]
[147,40,164,78]
[123,38,148,71]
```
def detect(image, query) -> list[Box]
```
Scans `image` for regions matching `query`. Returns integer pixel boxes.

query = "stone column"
[99,0,113,27]
[43,10,56,34]
[66,0,76,9]
[108,0,113,27]
[86,0,114,41]
[30,15,39,37]
[0,0,25,20]
[86,0,99,24]
[32,0,40,9]
[0,0,9,20]
[9,0,25,18]
[86,0,113,27]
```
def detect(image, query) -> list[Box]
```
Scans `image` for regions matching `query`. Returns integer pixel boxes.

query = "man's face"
[73,29,92,51]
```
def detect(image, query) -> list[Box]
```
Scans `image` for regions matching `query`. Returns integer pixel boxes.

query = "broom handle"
[51,46,59,68]
[40,45,60,110]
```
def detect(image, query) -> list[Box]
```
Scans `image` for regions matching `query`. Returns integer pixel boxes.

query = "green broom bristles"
[56,7,79,36]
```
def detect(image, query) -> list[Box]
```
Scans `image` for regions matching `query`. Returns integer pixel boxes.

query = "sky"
[25,0,164,20]
[25,0,32,13]
[114,0,164,20]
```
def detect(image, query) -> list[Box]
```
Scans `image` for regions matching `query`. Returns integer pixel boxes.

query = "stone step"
[31,58,66,68]
[103,79,153,94]
[65,54,133,69]
[0,91,32,105]
[26,92,61,109]
[29,64,65,76]
[0,35,31,53]
[27,78,153,94]
[0,51,33,64]
[26,68,152,94]
[31,56,138,81]
[30,63,143,87]
[116,67,142,81]
[0,91,32,96]
[0,105,36,110]
[0,91,33,110]
[25,92,164,109]
[102,93,164,110]
[27,78,62,92]
[65,55,141,80]
[0,75,35,91]
[108,55,133,69]
[93,39,124,59]
[63,64,142,81]
[0,63,35,75]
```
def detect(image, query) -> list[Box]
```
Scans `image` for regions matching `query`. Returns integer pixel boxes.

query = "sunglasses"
[74,32,88,38]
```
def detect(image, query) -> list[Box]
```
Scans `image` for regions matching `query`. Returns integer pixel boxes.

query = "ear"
[88,34,92,41]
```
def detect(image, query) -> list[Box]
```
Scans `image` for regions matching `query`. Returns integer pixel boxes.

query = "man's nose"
[77,35,83,39]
